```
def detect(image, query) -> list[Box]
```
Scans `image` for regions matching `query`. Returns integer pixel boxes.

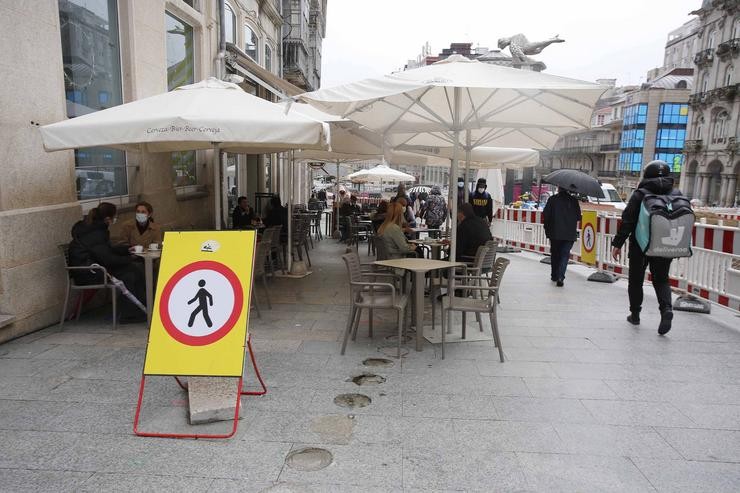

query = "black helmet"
[643,160,671,178]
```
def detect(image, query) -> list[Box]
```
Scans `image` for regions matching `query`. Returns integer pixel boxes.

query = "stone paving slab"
[0,238,739,491]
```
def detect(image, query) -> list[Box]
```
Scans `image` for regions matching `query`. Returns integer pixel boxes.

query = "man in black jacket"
[543,188,581,287]
[469,178,493,223]
[611,161,680,335]
[456,203,492,261]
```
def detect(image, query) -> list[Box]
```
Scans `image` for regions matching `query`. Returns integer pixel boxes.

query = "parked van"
[588,184,626,210]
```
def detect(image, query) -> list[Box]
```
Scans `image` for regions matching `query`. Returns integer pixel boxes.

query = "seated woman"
[115,201,163,249]
[377,202,417,259]
[68,202,147,324]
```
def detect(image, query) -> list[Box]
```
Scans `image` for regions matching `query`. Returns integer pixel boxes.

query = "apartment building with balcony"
[682,0,740,206]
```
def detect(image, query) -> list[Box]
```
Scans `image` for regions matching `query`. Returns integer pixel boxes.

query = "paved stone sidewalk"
[1,238,739,492]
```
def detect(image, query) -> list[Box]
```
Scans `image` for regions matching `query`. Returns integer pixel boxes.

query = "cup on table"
[133,245,144,253]
[148,243,159,251]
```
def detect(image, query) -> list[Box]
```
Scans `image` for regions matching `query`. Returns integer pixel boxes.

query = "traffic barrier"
[494,206,740,312]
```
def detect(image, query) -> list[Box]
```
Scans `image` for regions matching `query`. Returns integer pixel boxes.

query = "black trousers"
[628,249,673,313]
[549,239,574,282]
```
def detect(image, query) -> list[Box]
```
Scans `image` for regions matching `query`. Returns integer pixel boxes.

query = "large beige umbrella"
[41,78,329,228]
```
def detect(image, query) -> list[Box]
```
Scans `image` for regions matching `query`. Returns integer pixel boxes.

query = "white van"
[588,184,626,210]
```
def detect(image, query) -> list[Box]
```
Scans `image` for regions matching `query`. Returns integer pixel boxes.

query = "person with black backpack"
[611,160,692,335]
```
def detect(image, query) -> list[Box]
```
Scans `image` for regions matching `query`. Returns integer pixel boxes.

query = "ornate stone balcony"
[684,139,703,153]
[716,38,740,60]
[694,48,714,67]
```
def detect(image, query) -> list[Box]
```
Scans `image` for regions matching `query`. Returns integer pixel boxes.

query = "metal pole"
[287,150,295,273]
[449,87,462,263]
[333,159,340,237]
[463,129,472,203]
[217,0,226,79]
[213,143,221,230]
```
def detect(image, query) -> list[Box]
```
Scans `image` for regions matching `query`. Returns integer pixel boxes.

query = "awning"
[225,43,303,98]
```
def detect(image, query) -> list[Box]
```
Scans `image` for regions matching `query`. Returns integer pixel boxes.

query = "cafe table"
[409,226,440,239]
[134,249,161,324]
[373,258,464,351]
[409,239,449,260]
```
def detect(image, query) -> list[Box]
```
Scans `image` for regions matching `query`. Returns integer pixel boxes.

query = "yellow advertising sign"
[143,231,255,377]
[580,210,597,266]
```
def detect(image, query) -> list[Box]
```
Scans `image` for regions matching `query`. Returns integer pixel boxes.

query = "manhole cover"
[347,373,386,386]
[378,346,409,358]
[384,334,413,343]
[362,358,395,368]
[333,393,371,409]
[284,447,333,472]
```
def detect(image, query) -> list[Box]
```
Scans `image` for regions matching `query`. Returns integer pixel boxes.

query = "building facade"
[0,0,325,342]
[682,0,740,206]
[282,0,327,91]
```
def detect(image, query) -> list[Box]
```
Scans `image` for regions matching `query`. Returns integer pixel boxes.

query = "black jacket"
[456,216,493,260]
[611,176,680,251]
[232,206,255,229]
[469,191,493,222]
[543,191,582,242]
[69,220,132,283]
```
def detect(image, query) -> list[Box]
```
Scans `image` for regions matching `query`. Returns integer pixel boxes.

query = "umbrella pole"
[449,87,462,263]
[333,160,340,238]
[463,129,472,203]
[287,150,294,273]
[213,143,221,230]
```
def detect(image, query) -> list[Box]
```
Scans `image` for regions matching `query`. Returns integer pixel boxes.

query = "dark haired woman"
[116,201,162,248]
[68,202,146,324]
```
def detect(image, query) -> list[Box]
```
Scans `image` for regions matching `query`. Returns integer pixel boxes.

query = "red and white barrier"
[494,206,740,312]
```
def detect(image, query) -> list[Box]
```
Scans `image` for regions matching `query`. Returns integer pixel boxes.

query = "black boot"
[626,311,640,325]
[658,310,673,335]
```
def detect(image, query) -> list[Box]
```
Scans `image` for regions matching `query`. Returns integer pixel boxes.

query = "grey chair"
[263,226,285,275]
[341,252,408,358]
[58,244,117,329]
[441,257,510,361]
[251,239,272,318]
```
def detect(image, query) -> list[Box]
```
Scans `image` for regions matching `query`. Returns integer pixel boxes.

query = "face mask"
[135,213,148,224]
[477,188,485,194]
[110,217,118,225]
[457,182,464,188]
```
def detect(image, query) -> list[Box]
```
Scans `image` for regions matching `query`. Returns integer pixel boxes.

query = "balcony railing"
[600,143,620,152]
[690,84,739,108]
[716,38,740,60]
[694,48,714,67]
[283,40,311,89]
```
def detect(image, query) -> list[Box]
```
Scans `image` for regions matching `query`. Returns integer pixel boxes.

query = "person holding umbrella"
[543,188,581,287]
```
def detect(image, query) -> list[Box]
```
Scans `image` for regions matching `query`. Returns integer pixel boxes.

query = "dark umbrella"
[543,169,604,198]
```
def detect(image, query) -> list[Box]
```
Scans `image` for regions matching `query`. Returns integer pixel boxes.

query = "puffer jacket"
[68,220,132,283]
[611,176,682,252]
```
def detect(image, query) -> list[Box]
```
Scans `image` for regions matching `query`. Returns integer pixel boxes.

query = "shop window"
[245,24,259,62]
[265,44,272,72]
[224,2,236,44]
[58,0,127,200]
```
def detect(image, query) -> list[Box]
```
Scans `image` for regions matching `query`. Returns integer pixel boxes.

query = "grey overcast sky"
[320,0,701,88]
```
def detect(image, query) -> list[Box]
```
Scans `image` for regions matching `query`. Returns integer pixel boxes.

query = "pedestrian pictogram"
[580,211,597,265]
[143,231,255,377]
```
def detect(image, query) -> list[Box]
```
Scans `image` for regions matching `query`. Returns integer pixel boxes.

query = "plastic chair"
[441,257,510,361]
[251,239,272,318]
[58,244,117,329]
[341,252,408,358]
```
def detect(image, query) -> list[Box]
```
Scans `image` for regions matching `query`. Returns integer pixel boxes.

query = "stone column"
[724,175,738,206]
[718,176,729,207]
[700,173,711,204]
[692,173,702,200]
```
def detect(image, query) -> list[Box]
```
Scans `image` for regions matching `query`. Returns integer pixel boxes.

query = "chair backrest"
[58,244,71,268]
[490,257,510,290]
[471,244,489,272]
[374,234,390,260]
[264,226,281,247]
[341,251,364,289]
[254,239,270,276]
[482,239,498,272]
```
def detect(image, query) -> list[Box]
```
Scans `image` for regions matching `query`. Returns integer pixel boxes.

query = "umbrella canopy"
[347,164,416,183]
[41,78,329,153]
[396,144,539,169]
[543,169,604,198]
[298,55,605,260]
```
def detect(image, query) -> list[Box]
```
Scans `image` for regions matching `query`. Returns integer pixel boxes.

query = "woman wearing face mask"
[116,201,163,250]
[68,202,147,323]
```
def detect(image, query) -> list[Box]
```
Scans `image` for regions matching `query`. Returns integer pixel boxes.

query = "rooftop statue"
[497,34,565,70]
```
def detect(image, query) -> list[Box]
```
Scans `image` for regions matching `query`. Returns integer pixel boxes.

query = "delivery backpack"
[634,190,694,258]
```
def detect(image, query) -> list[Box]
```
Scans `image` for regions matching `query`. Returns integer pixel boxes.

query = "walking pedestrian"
[470,178,493,223]
[543,187,581,287]
[611,160,680,335]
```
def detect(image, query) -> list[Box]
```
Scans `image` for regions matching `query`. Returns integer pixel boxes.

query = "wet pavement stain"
[333,393,371,409]
[347,373,387,386]
[284,447,333,472]
[362,357,395,368]
[309,415,355,444]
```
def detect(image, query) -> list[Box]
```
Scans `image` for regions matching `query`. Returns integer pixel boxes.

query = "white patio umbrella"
[298,54,606,261]
[41,77,329,228]
[347,164,416,183]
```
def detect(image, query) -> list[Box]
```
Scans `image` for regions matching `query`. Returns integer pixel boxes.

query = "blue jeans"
[550,240,574,282]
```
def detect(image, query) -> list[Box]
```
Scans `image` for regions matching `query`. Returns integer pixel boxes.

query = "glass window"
[618,151,643,172]
[166,12,194,91]
[265,44,272,72]
[734,19,740,39]
[166,12,196,186]
[224,3,236,44]
[245,24,258,62]
[708,30,716,49]
[654,153,684,172]
[59,0,127,200]
[701,73,709,93]
[183,0,197,9]
[726,66,734,87]
[658,103,689,125]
